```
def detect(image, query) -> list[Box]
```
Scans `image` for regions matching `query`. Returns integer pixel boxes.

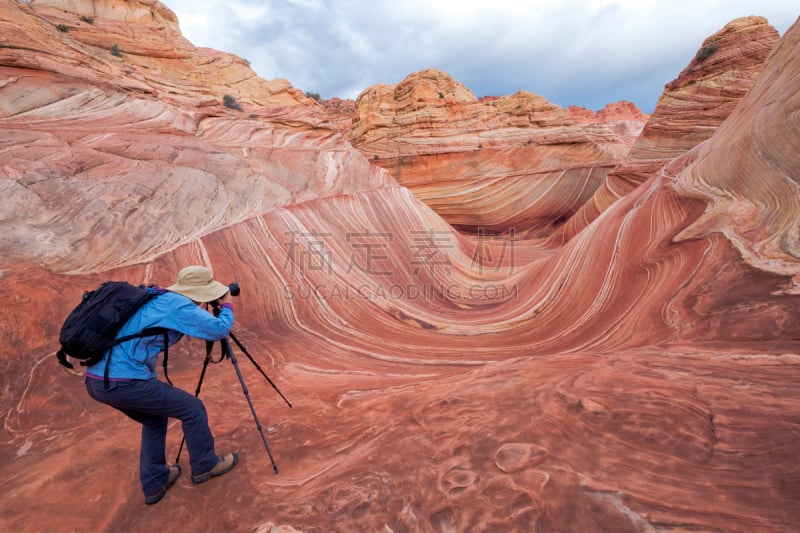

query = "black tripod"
[175,311,292,473]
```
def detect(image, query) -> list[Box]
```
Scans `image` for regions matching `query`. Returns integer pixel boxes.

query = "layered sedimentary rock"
[1,0,388,274]
[321,96,356,137]
[1,1,799,531]
[349,68,647,236]
[548,16,780,245]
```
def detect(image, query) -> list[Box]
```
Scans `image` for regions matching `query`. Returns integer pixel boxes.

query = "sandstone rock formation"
[548,16,780,245]
[1,0,390,275]
[321,96,356,137]
[1,1,799,531]
[349,68,648,237]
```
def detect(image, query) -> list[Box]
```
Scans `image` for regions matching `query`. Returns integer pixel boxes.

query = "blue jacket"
[86,290,234,381]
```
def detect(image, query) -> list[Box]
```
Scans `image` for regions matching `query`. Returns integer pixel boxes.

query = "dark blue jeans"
[86,378,219,495]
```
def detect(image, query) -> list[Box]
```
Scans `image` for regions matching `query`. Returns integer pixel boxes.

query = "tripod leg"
[228,332,292,408]
[175,343,214,464]
[223,338,280,473]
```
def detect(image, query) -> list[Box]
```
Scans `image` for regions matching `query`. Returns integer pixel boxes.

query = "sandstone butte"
[1,0,799,531]
[347,69,649,238]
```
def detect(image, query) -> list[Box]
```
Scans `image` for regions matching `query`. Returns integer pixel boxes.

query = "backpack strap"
[160,330,172,386]
[103,351,112,390]
[56,348,73,369]
[101,326,171,389]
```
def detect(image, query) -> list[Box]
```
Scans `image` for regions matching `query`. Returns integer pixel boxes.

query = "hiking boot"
[191,452,238,484]
[144,464,181,505]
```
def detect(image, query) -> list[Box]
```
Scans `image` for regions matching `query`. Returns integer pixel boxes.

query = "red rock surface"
[1,1,799,531]
[1,0,383,274]
[321,97,356,137]
[348,69,648,237]
[549,16,780,246]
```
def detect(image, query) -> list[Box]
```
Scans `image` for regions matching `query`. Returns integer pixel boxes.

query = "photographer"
[85,265,239,505]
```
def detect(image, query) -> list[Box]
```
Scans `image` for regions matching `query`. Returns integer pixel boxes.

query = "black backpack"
[56,281,170,387]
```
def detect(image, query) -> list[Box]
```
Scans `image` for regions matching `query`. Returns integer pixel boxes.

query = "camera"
[228,282,240,297]
[210,282,239,310]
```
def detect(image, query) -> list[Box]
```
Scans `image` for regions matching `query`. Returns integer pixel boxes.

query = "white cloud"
[164,0,798,112]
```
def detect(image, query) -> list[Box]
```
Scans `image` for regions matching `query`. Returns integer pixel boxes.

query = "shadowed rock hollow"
[1,1,799,531]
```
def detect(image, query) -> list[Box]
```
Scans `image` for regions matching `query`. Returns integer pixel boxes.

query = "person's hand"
[218,290,232,306]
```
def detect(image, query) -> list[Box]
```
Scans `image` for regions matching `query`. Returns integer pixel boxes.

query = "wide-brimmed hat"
[167,265,228,303]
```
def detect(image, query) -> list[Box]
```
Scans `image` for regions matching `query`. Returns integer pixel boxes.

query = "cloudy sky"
[163,0,797,113]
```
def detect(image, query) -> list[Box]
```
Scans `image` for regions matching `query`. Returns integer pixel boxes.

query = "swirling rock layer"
[1,0,388,275]
[1,1,799,531]
[549,16,780,245]
[349,69,647,237]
